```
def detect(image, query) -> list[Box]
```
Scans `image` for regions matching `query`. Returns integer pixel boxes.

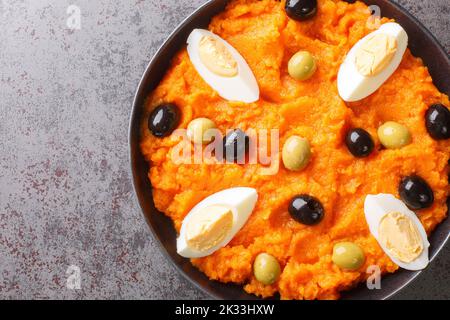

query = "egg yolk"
[185,205,234,251]
[355,33,398,76]
[198,36,238,77]
[378,211,423,263]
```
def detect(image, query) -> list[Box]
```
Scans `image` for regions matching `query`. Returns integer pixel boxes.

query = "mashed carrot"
[140,0,449,299]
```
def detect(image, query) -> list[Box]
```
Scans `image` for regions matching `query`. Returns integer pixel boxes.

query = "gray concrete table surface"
[0,0,448,300]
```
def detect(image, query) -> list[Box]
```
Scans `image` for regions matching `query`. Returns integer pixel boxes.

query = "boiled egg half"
[177,187,258,258]
[187,29,259,103]
[364,194,429,270]
[337,22,408,102]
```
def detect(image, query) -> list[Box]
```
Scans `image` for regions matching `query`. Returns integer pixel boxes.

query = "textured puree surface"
[140,0,450,299]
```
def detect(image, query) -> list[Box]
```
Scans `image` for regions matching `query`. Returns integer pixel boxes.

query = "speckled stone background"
[0,0,448,300]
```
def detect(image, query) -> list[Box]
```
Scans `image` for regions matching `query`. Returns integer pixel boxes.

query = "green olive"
[332,242,365,271]
[288,51,317,81]
[187,118,216,144]
[377,121,412,149]
[282,136,312,171]
[253,253,281,285]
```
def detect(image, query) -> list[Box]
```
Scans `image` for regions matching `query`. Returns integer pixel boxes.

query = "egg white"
[337,22,408,102]
[177,187,258,258]
[186,29,259,103]
[364,194,429,270]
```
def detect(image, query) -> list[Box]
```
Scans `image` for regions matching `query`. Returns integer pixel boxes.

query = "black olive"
[222,129,250,163]
[148,103,180,137]
[447,196,450,215]
[285,0,318,21]
[399,175,434,210]
[345,128,374,158]
[425,103,450,140]
[288,194,324,225]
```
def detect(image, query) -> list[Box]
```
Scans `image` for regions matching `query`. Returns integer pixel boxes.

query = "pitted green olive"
[253,253,281,285]
[282,136,312,171]
[288,51,317,81]
[332,242,365,271]
[377,121,411,149]
[187,118,216,144]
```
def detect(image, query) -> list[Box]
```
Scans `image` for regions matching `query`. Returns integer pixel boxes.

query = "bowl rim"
[129,0,450,300]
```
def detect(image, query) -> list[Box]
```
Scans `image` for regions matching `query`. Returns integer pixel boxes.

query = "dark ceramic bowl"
[130,0,450,300]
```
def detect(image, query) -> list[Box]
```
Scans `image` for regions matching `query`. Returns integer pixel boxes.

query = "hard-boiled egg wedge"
[177,187,258,258]
[186,29,259,103]
[337,22,408,102]
[364,194,429,270]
